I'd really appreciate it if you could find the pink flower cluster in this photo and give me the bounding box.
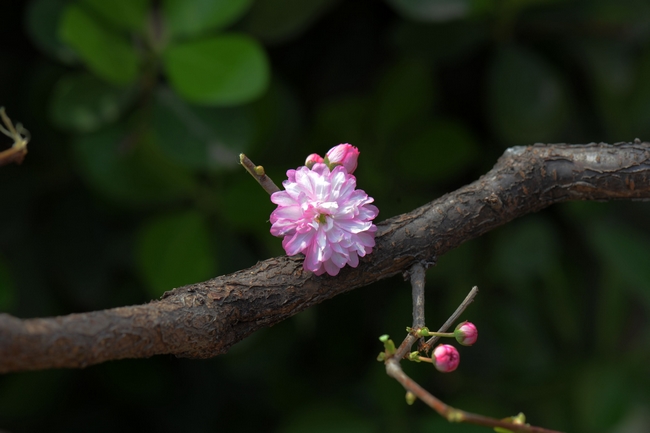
[270,144,378,276]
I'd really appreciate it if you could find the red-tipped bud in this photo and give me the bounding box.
[305,153,324,169]
[454,321,478,346]
[324,143,359,174]
[432,344,459,373]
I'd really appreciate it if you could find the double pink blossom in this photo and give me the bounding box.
[270,160,378,276]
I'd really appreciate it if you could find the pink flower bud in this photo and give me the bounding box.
[432,344,460,373]
[454,321,478,346]
[305,153,324,169]
[325,143,359,174]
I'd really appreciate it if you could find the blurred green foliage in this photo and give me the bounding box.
[1,0,650,432]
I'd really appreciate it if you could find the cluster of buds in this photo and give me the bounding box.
[305,143,359,173]
[406,321,478,373]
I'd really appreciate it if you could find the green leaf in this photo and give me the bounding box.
[0,371,65,419]
[163,34,269,105]
[0,258,15,311]
[386,0,476,22]
[396,119,478,182]
[280,404,375,433]
[577,40,636,139]
[163,0,253,38]
[309,97,367,151]
[373,57,435,140]
[574,363,630,432]
[392,20,488,63]
[244,0,336,44]
[136,211,216,297]
[587,221,650,308]
[78,0,150,32]
[152,88,254,170]
[25,0,77,63]
[49,72,135,132]
[71,124,195,205]
[248,80,302,155]
[220,177,275,230]
[577,41,650,140]
[59,4,139,85]
[488,45,570,145]
[492,217,559,287]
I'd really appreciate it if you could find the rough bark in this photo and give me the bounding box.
[2,142,650,373]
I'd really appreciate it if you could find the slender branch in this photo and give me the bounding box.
[239,153,280,194]
[424,286,478,352]
[3,142,650,372]
[385,359,562,433]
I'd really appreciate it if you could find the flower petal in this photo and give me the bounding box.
[283,231,314,256]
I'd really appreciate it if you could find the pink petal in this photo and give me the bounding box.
[323,259,341,276]
[283,231,315,256]
[347,251,359,267]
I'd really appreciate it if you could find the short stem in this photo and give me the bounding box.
[424,332,454,338]
[417,356,433,363]
[240,154,280,195]
[424,286,478,352]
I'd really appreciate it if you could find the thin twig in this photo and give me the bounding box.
[394,334,418,360]
[239,153,280,195]
[424,286,478,351]
[385,359,563,433]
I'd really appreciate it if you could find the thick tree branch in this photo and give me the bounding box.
[2,142,650,373]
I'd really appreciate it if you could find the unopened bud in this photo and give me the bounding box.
[305,153,324,169]
[432,344,460,373]
[454,321,478,346]
[405,391,417,405]
[324,143,359,174]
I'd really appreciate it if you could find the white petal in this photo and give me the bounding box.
[335,219,371,234]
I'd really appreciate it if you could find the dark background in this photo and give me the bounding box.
[1,0,650,432]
